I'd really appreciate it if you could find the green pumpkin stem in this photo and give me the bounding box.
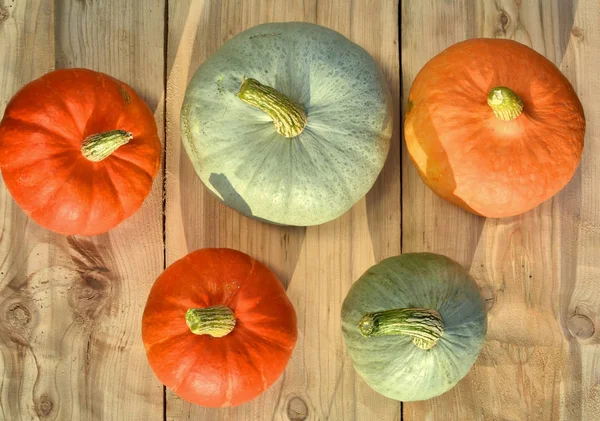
[185,305,236,338]
[237,77,307,138]
[487,86,524,121]
[81,129,132,162]
[358,308,444,350]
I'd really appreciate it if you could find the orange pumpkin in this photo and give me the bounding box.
[142,248,298,408]
[0,68,161,235]
[404,39,585,217]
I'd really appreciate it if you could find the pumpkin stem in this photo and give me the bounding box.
[237,77,307,138]
[81,129,132,162]
[185,305,236,338]
[487,86,524,121]
[358,308,444,350]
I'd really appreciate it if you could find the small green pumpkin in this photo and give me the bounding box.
[181,22,392,226]
[341,253,487,401]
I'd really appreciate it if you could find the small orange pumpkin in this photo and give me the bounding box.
[142,248,298,408]
[404,38,585,218]
[0,68,161,235]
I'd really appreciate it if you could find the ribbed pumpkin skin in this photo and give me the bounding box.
[142,248,298,408]
[341,253,487,401]
[181,22,392,226]
[0,68,161,235]
[404,38,585,217]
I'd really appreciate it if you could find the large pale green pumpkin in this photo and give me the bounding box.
[341,253,487,401]
[181,22,392,226]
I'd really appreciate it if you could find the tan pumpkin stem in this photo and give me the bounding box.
[186,305,236,338]
[358,308,444,350]
[487,86,524,121]
[237,77,307,138]
[81,129,132,162]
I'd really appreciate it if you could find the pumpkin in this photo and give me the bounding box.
[142,248,298,407]
[341,253,487,401]
[0,68,161,235]
[181,22,392,226]
[404,38,585,218]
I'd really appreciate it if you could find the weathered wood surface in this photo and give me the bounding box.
[0,1,165,420]
[165,1,400,420]
[402,1,600,420]
[1,0,599,420]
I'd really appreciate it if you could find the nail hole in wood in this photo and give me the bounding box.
[479,285,495,312]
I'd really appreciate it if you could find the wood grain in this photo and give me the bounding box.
[402,1,600,420]
[3,0,599,419]
[0,1,165,420]
[165,1,400,420]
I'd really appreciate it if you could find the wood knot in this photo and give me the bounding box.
[286,396,309,421]
[499,12,509,28]
[5,303,32,331]
[36,396,54,417]
[494,10,512,37]
[0,6,9,23]
[1,299,36,345]
[571,27,583,39]
[567,313,594,340]
[68,267,113,321]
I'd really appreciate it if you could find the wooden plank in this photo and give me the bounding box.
[401,0,600,420]
[560,1,600,419]
[0,1,165,420]
[165,1,400,419]
[0,2,57,419]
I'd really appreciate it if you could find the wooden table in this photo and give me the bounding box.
[0,1,598,420]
